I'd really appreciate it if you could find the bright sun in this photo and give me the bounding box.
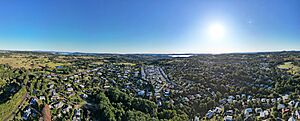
[208,23,225,40]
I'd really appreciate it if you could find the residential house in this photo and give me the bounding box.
[224,116,233,121]
[244,108,253,117]
[277,104,285,110]
[206,110,214,119]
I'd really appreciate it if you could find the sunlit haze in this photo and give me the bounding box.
[208,23,226,40]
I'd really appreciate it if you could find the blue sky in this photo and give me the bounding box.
[0,0,299,53]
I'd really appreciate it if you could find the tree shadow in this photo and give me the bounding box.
[0,83,21,104]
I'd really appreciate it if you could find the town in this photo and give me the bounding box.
[0,51,300,121]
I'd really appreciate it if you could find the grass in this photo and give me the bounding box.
[92,61,104,65]
[0,87,27,121]
[278,62,300,75]
[0,56,69,69]
[0,79,5,87]
[116,62,136,66]
[278,62,293,69]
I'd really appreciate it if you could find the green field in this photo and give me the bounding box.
[0,55,69,69]
[278,62,300,75]
[0,87,27,121]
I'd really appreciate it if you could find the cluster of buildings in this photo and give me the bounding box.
[202,94,300,120]
[140,65,177,106]
[19,63,181,120]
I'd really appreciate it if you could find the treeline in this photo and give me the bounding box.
[95,88,188,121]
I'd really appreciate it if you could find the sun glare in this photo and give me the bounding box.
[208,23,225,40]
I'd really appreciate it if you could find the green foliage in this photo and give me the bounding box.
[0,87,27,121]
[97,92,116,121]
[158,110,176,119]
[106,88,157,115]
[124,110,152,121]
[96,88,188,121]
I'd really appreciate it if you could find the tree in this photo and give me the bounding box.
[158,110,176,119]
[271,107,278,118]
[124,110,152,121]
[97,92,116,121]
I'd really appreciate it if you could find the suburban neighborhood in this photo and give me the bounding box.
[0,51,299,120]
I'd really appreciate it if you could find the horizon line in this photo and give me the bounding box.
[1,49,300,55]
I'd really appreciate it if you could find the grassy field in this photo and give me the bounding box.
[278,62,293,69]
[92,61,104,65]
[0,56,68,69]
[115,62,136,66]
[278,62,300,75]
[0,87,27,121]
